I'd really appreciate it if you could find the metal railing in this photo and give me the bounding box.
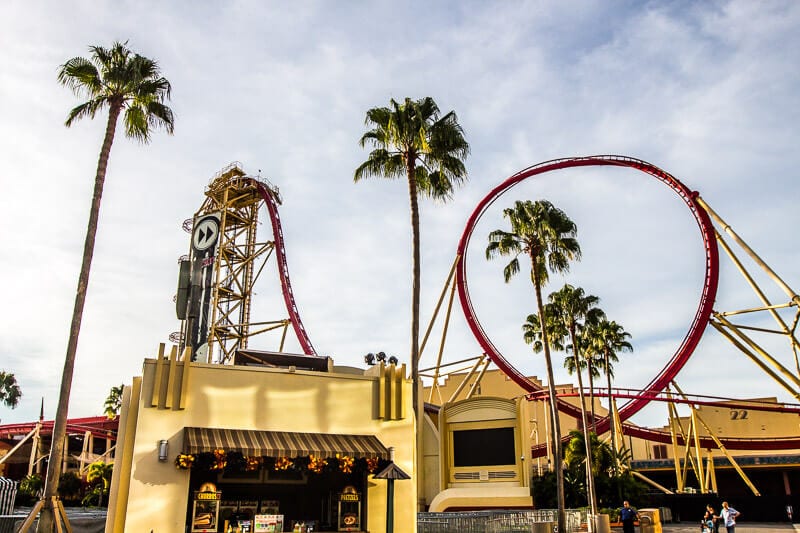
[0,516,26,533]
[418,509,582,533]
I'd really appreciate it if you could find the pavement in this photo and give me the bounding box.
[658,523,799,533]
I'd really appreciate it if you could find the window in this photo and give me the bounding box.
[453,427,516,467]
[653,444,668,459]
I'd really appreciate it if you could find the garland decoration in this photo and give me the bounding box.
[336,454,354,474]
[245,456,263,472]
[211,449,227,470]
[175,453,195,470]
[366,457,379,474]
[307,454,328,474]
[274,456,294,471]
[174,451,390,475]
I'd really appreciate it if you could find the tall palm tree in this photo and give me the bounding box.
[0,371,22,410]
[355,97,469,423]
[486,199,581,533]
[590,319,633,472]
[40,41,174,532]
[547,284,604,519]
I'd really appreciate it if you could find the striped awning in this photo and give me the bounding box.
[183,427,390,459]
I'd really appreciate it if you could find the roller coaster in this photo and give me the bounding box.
[187,156,800,458]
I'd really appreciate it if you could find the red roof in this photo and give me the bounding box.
[0,416,117,441]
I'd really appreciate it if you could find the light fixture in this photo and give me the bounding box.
[364,353,376,365]
[388,355,398,365]
[376,351,386,362]
[158,439,169,462]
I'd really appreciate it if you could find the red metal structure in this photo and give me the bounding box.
[452,155,800,452]
[0,416,117,441]
[252,179,317,356]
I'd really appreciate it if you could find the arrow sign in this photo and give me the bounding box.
[192,215,220,251]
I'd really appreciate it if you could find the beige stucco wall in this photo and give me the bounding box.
[109,357,416,533]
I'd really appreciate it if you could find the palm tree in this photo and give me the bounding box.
[85,461,114,507]
[40,41,174,532]
[486,199,581,532]
[590,319,633,471]
[564,429,616,508]
[355,97,469,422]
[564,429,614,478]
[549,285,604,520]
[578,334,603,433]
[103,384,124,419]
[0,371,22,409]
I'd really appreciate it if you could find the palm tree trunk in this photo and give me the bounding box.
[406,163,421,416]
[38,102,121,533]
[407,160,422,511]
[588,360,597,433]
[571,330,597,524]
[605,349,617,473]
[532,269,565,533]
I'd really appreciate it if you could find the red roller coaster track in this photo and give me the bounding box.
[252,179,317,356]
[453,155,800,452]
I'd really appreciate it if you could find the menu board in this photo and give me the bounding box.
[254,514,284,532]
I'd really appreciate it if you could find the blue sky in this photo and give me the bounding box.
[1,0,799,428]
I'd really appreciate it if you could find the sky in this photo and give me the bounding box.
[1,0,799,430]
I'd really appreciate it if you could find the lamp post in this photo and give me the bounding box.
[373,447,410,533]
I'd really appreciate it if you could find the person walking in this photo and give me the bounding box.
[703,504,719,533]
[720,501,740,533]
[620,500,639,533]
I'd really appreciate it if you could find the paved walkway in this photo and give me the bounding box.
[660,523,798,533]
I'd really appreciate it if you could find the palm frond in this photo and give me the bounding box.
[65,98,107,127]
[124,104,149,142]
[356,96,469,201]
[145,101,175,133]
[354,150,405,182]
[502,258,520,283]
[57,57,102,96]
[60,41,174,142]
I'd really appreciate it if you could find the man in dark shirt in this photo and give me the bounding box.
[621,500,639,533]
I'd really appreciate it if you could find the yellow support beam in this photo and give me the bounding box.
[691,410,706,493]
[709,319,800,400]
[665,390,684,492]
[672,383,761,496]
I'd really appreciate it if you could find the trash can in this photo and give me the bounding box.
[530,521,555,533]
[638,508,662,533]
[590,513,610,533]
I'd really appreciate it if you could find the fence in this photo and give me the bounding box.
[0,479,16,516]
[418,509,583,533]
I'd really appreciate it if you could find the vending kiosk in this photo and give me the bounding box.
[337,485,361,532]
[191,486,222,533]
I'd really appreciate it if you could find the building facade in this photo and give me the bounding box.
[107,349,415,533]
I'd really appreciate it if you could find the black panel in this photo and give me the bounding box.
[453,427,515,467]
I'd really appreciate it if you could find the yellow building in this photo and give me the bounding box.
[629,398,800,461]
[421,369,608,511]
[107,348,415,533]
[424,368,800,513]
